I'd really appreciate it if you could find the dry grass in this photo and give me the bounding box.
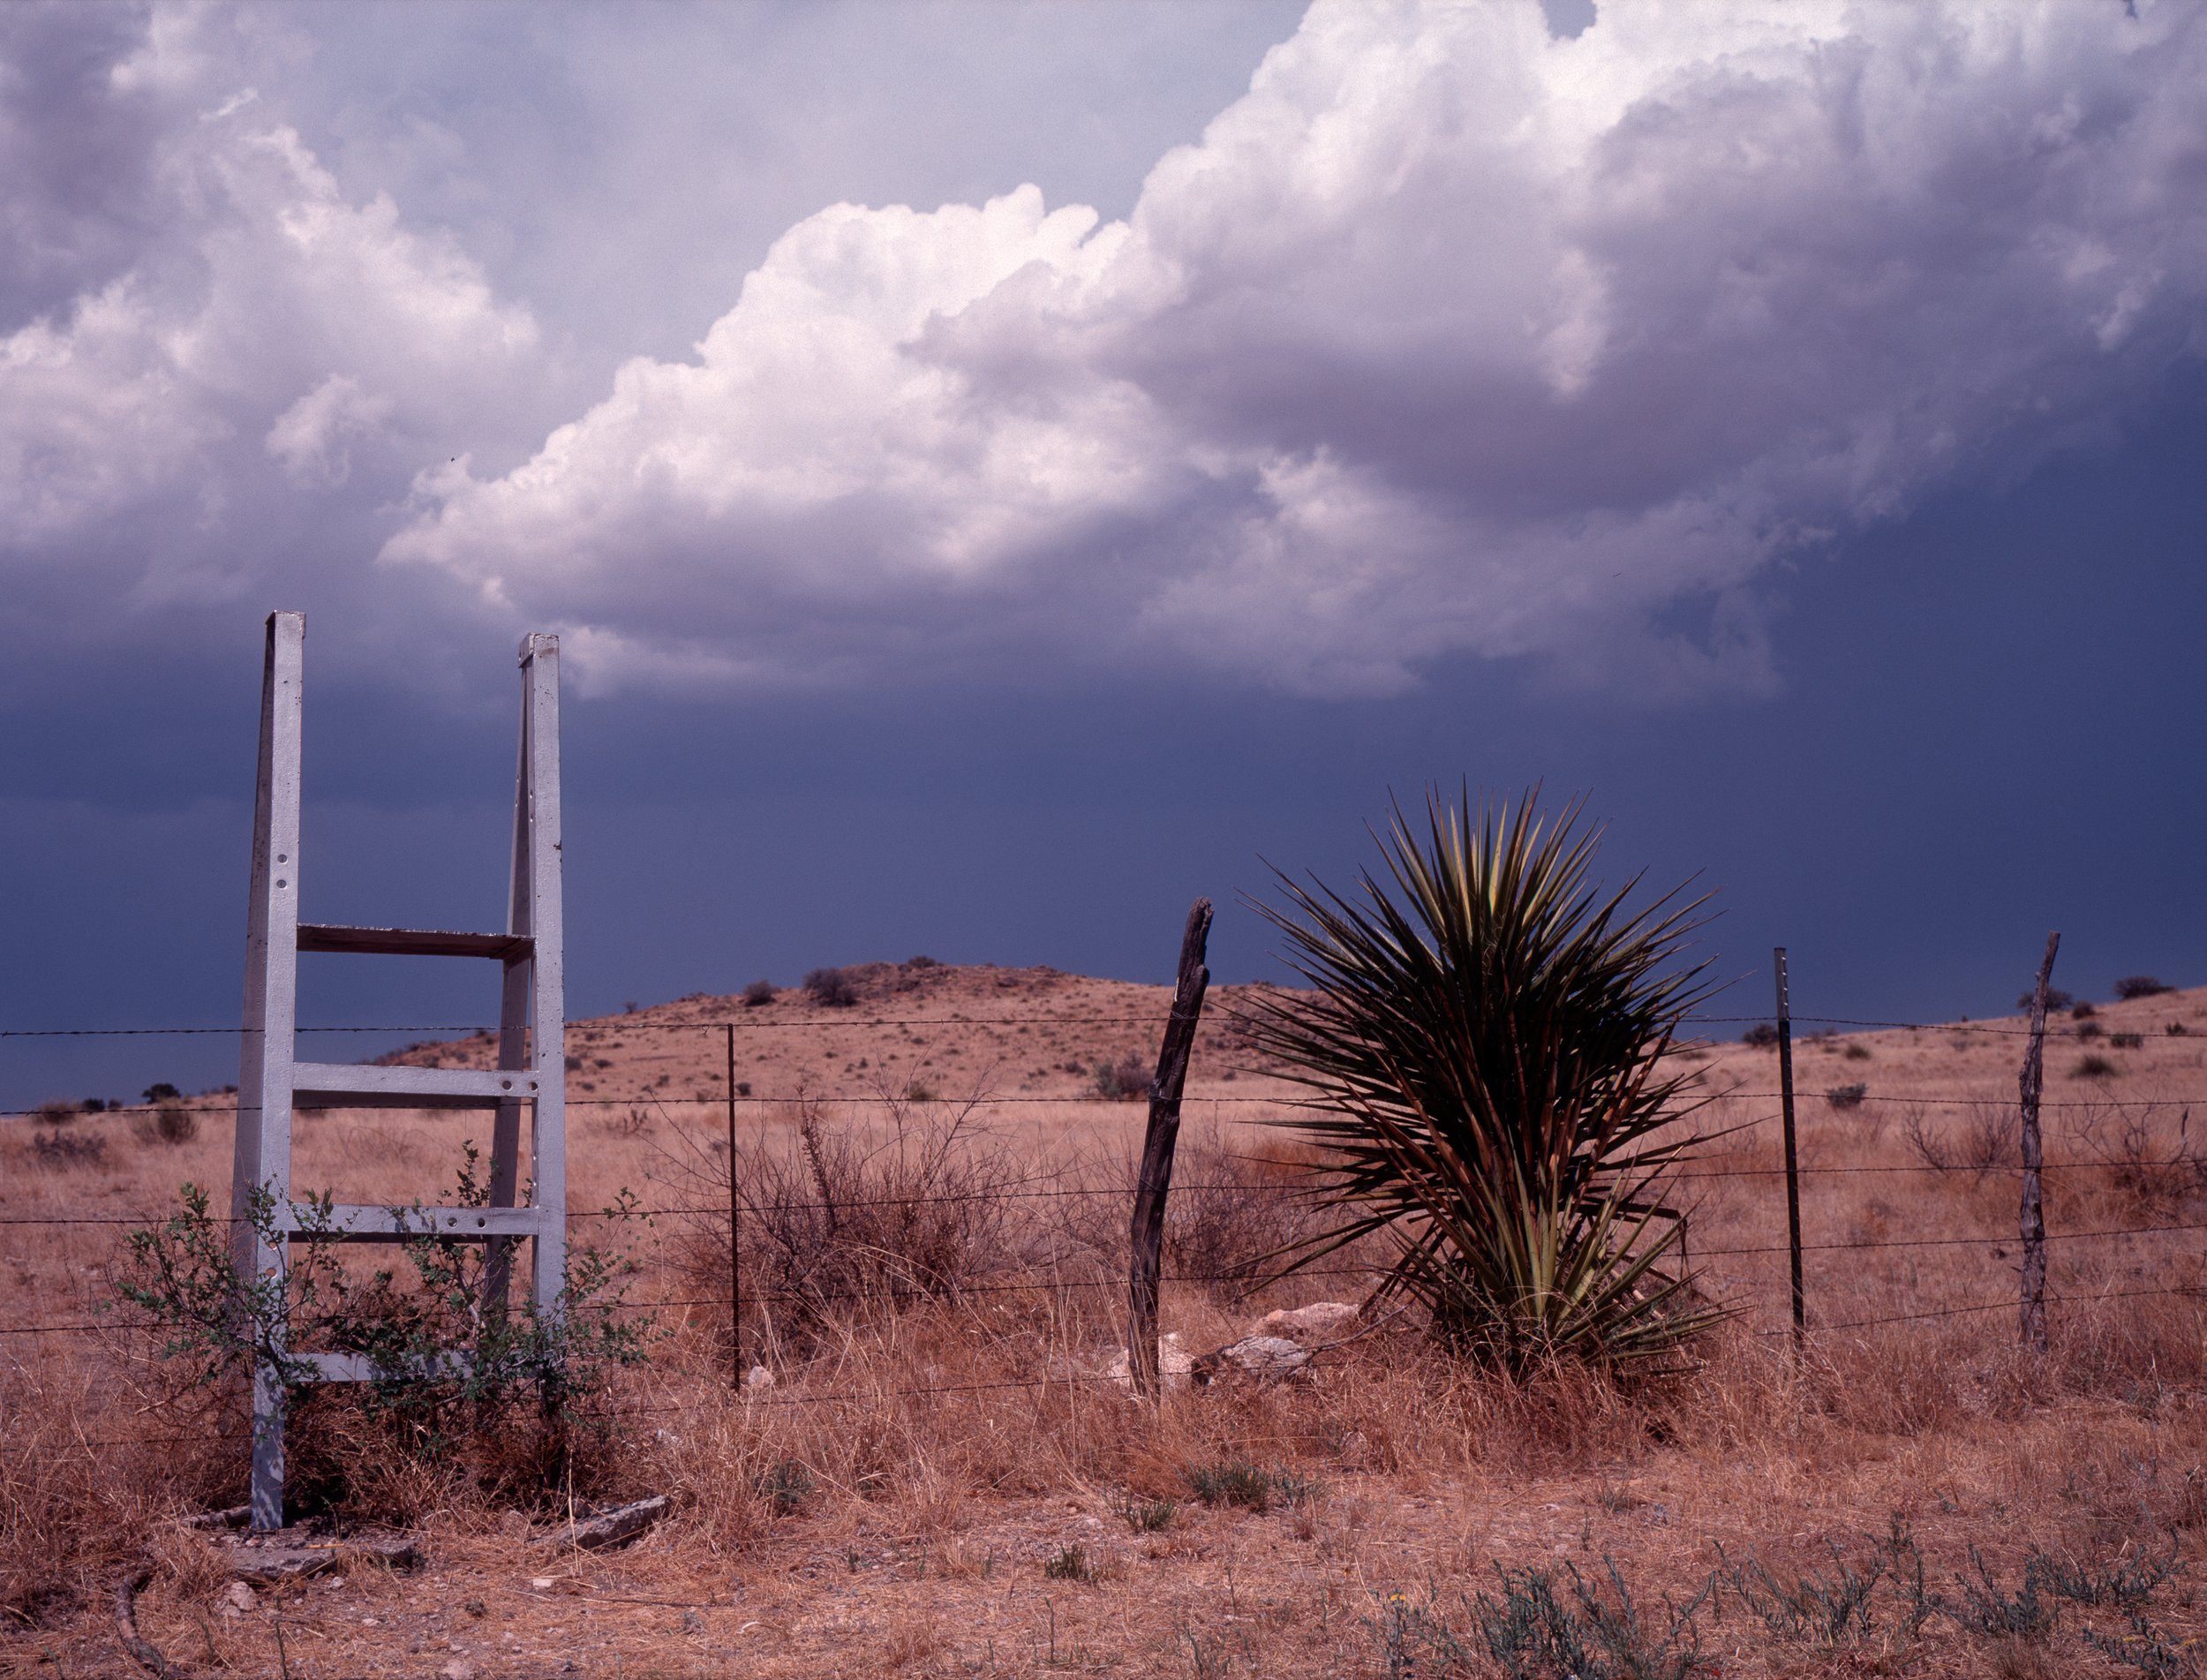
[7,966,2207,1674]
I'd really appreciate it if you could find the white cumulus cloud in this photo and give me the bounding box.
[383,0,2207,699]
[5,1,2205,700]
[0,6,543,646]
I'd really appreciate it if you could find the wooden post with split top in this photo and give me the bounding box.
[1126,899,1212,1401]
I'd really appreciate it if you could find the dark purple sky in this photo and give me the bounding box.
[4,1,2205,1107]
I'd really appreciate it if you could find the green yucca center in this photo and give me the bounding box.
[1243,788,1727,1372]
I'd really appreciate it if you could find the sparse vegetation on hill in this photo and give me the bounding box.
[802,966,857,1007]
[2118,974,2176,1000]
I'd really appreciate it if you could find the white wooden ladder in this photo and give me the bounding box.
[229,610,567,1530]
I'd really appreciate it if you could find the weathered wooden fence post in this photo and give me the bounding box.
[1126,899,1213,1401]
[1774,946,1805,1349]
[2018,931,2060,1354]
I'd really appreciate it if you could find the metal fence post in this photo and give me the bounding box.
[1774,947,1804,1349]
[727,1020,742,1382]
[2018,931,2060,1354]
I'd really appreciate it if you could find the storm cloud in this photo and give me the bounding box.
[8,0,2206,699]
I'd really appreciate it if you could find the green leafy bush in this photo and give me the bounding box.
[116,1149,655,1503]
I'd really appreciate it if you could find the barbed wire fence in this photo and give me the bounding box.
[4,980,2204,1446]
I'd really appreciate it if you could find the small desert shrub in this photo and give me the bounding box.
[1117,1495,1178,1533]
[1043,1543,1095,1582]
[751,1458,814,1514]
[1372,1559,1711,1680]
[1743,1022,1780,1049]
[31,1098,78,1126]
[2074,1054,2118,1081]
[1186,1460,1317,1513]
[2072,1001,2098,1021]
[905,954,941,969]
[1942,1547,2059,1643]
[1826,1083,1868,1111]
[1842,1043,1871,1061]
[2018,989,2075,1014]
[1900,1102,2017,1171]
[130,1100,198,1146]
[2074,1103,2203,1209]
[1091,1054,1150,1102]
[742,979,775,1007]
[682,1098,1028,1353]
[31,1130,105,1168]
[2167,1021,2189,1036]
[141,1081,181,1104]
[2116,976,2175,1001]
[1713,1522,1930,1650]
[802,967,857,1007]
[1162,1139,1319,1292]
[2111,1031,2144,1050]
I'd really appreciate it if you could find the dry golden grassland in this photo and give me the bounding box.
[7,961,2207,1676]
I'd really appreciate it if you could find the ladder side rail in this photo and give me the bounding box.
[520,633,568,1321]
[484,653,538,1313]
[231,609,305,1533]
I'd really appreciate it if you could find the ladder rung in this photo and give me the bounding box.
[300,1351,476,1383]
[287,1204,557,1241]
[298,923,532,961]
[290,1062,538,1109]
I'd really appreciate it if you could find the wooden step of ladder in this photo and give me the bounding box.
[229,611,567,1531]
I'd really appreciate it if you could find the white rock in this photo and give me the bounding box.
[1252,1301,1360,1344]
[1104,1330,1194,1393]
[1192,1335,1313,1386]
[745,1364,775,1389]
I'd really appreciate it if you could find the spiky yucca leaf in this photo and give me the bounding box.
[1242,788,1728,1373]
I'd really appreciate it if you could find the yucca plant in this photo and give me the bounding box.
[1241,787,1727,1374]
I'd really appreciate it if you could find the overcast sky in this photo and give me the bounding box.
[4,0,2205,1107]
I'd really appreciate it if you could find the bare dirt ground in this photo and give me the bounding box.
[7,963,2207,1676]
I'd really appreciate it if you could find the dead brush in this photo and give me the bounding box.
[603,1104,653,1139]
[633,1305,1139,1554]
[0,1351,231,1631]
[1043,1125,1336,1310]
[673,1094,1043,1357]
[2068,1100,2203,1214]
[1901,1100,2017,1171]
[1158,1130,1326,1300]
[130,1100,200,1146]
